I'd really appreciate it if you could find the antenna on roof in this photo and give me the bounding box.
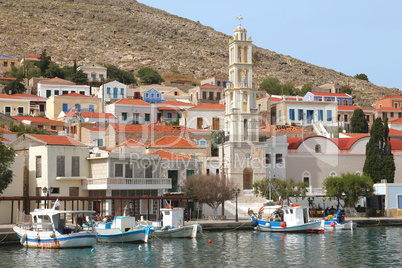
[92,147,99,154]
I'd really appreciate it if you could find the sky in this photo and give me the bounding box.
[138,0,402,91]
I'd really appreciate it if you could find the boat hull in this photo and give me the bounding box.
[13,226,96,249]
[153,224,200,238]
[324,221,357,230]
[256,219,324,233]
[96,228,150,243]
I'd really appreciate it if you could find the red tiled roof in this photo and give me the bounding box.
[40,77,75,85]
[59,93,90,98]
[390,139,402,150]
[270,97,283,102]
[0,137,11,143]
[157,107,181,111]
[310,92,351,97]
[11,116,65,124]
[0,77,16,81]
[341,133,370,138]
[12,94,47,100]
[375,107,402,112]
[377,95,402,101]
[110,124,189,133]
[287,136,369,150]
[389,118,402,124]
[149,136,201,148]
[0,94,20,99]
[0,127,11,133]
[260,125,313,133]
[149,150,195,161]
[189,104,225,110]
[156,100,194,107]
[256,96,266,101]
[65,112,116,119]
[26,55,40,59]
[27,134,85,146]
[389,129,402,136]
[114,99,150,106]
[337,105,370,111]
[201,83,221,88]
[118,139,146,147]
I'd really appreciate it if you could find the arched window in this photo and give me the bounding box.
[315,144,321,153]
[355,170,362,175]
[329,171,337,177]
[302,171,311,187]
[243,168,253,190]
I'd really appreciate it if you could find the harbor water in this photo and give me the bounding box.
[1,226,401,267]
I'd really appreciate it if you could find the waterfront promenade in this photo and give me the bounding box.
[1,217,402,245]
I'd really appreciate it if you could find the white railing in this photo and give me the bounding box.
[83,177,172,190]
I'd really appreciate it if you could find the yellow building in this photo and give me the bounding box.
[46,93,102,120]
[0,54,19,77]
[0,94,30,116]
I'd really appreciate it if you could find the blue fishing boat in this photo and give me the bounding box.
[324,210,357,230]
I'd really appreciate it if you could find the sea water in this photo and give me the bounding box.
[1,226,401,267]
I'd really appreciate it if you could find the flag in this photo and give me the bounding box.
[52,199,61,210]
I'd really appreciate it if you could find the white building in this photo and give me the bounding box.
[98,80,127,103]
[37,77,90,98]
[105,99,158,125]
[77,62,107,82]
[181,104,225,130]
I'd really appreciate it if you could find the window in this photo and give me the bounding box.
[4,106,11,115]
[57,156,65,177]
[151,93,154,98]
[72,156,80,177]
[107,87,111,94]
[265,154,271,164]
[52,187,60,194]
[223,82,226,88]
[275,154,283,164]
[187,170,195,178]
[145,93,149,97]
[326,98,332,102]
[199,139,207,147]
[145,113,150,122]
[121,88,124,95]
[17,107,24,115]
[36,156,42,178]
[69,187,79,197]
[289,109,295,120]
[197,117,203,129]
[125,164,132,178]
[99,74,104,81]
[318,98,322,101]
[206,169,210,175]
[46,90,52,98]
[113,88,118,99]
[202,92,207,99]
[327,110,332,121]
[79,91,85,95]
[89,105,94,112]
[2,61,7,67]
[302,171,311,186]
[212,118,220,130]
[344,114,348,122]
[54,90,59,96]
[390,112,394,118]
[343,99,348,105]
[366,115,370,122]
[132,113,139,124]
[298,109,303,120]
[62,90,68,95]
[75,104,81,111]
[97,139,103,147]
[315,144,321,153]
[217,81,221,86]
[395,103,399,109]
[209,92,214,100]
[122,112,127,121]
[115,164,123,177]
[174,91,178,96]
[62,103,68,112]
[217,92,221,100]
[398,195,402,209]
[329,171,337,177]
[318,110,323,121]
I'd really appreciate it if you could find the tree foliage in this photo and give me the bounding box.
[106,65,136,85]
[1,122,45,136]
[354,73,369,82]
[3,78,26,94]
[0,136,15,194]
[9,62,41,80]
[44,63,65,78]
[37,49,52,75]
[253,178,308,203]
[363,117,395,183]
[324,173,374,207]
[184,175,233,213]
[350,108,369,133]
[259,77,310,96]
[339,85,353,95]
[136,67,164,85]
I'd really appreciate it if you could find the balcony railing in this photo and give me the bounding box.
[83,177,172,190]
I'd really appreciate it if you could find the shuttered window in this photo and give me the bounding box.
[57,156,65,177]
[36,156,42,178]
[72,156,80,177]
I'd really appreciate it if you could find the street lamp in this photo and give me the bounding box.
[232,188,241,222]
[323,196,326,217]
[42,187,53,209]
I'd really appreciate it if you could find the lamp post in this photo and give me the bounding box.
[323,196,326,217]
[42,187,53,209]
[232,188,240,222]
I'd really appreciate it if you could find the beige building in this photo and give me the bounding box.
[201,74,229,89]
[0,54,19,77]
[77,62,107,82]
[46,93,102,120]
[147,136,208,158]
[162,87,190,103]
[0,94,29,116]
[189,84,223,105]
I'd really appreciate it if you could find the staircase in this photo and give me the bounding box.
[313,121,330,137]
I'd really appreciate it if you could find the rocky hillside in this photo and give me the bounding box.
[0,0,399,106]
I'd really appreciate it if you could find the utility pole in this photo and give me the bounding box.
[221,130,225,216]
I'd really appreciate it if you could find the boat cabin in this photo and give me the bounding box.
[160,207,184,228]
[283,205,309,225]
[98,216,138,232]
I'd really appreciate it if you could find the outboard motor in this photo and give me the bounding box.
[251,219,258,227]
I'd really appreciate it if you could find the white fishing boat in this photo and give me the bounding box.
[249,203,324,233]
[151,207,202,238]
[96,215,152,243]
[13,206,97,249]
[324,210,357,230]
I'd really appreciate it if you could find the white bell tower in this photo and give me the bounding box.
[225,15,259,142]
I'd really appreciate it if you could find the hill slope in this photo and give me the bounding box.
[0,0,398,106]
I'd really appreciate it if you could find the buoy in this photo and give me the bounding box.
[34,234,40,241]
[50,232,56,238]
[291,204,299,207]
[208,240,212,243]
[280,222,286,228]
[91,248,95,252]
[330,222,335,227]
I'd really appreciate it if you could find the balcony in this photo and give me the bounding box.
[82,177,172,190]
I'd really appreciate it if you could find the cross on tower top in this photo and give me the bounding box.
[236,15,243,27]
